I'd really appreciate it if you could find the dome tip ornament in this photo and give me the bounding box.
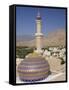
[37,8,40,17]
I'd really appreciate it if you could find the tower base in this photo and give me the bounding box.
[34,49,44,54]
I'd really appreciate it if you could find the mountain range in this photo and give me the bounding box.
[16,29,66,47]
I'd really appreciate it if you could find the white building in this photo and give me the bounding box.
[43,50,51,57]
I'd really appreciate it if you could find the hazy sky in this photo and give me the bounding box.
[16,6,66,36]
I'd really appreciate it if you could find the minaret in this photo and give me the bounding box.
[35,9,44,54]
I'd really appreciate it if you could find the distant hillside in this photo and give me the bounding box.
[16,29,66,47]
[16,35,34,42]
[43,29,66,47]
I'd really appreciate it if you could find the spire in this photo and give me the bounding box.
[37,8,40,17]
[36,8,41,20]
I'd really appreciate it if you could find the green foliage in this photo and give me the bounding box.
[42,47,49,51]
[16,47,33,59]
[61,60,65,65]
[59,57,65,65]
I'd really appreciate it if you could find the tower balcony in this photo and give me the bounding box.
[35,33,43,36]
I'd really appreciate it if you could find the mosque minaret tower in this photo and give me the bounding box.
[35,10,44,54]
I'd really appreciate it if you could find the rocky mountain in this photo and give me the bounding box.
[16,29,66,47]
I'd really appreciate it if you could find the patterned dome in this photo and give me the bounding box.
[18,56,50,82]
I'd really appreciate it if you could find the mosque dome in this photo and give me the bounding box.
[18,56,50,82]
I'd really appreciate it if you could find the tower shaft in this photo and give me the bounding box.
[36,20,42,33]
[35,11,44,53]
